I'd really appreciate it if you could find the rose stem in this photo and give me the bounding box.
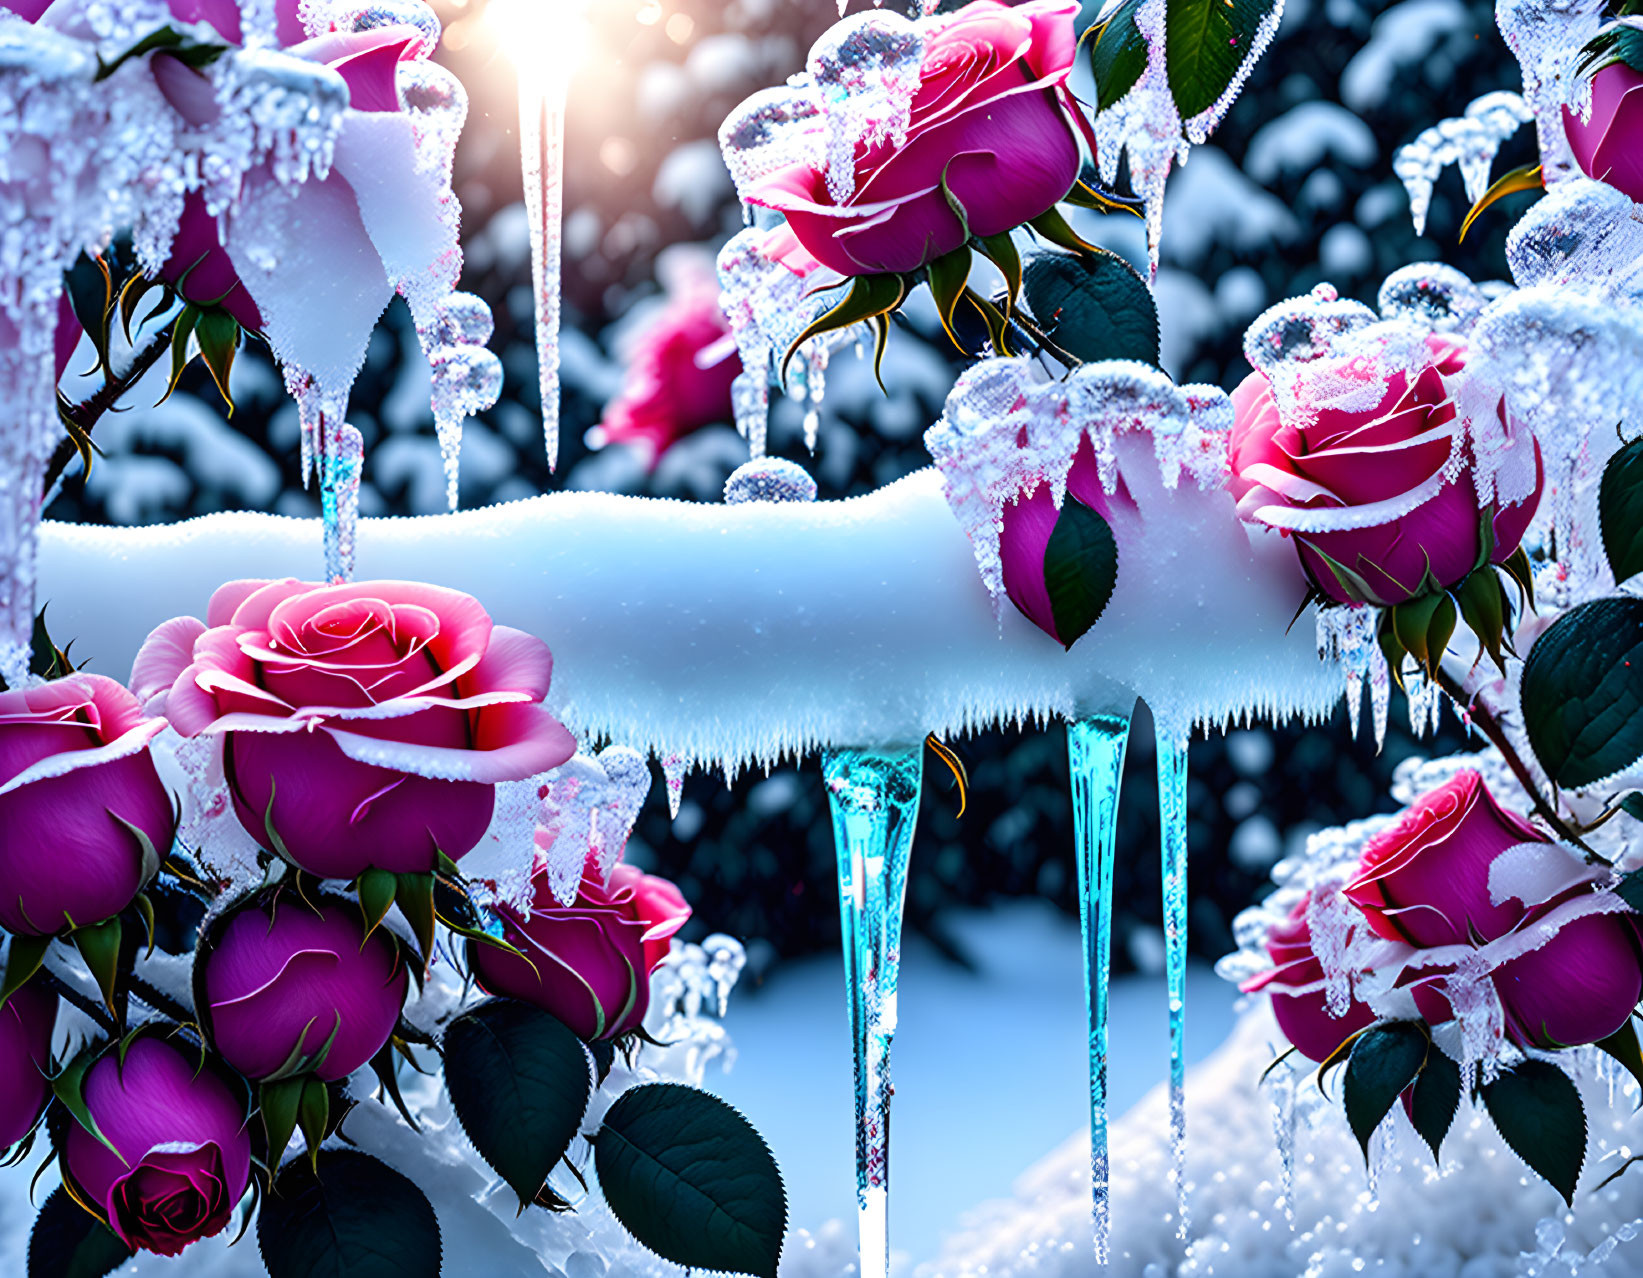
[43,316,177,498]
[38,967,117,1037]
[1431,665,1606,861]
[128,973,194,1025]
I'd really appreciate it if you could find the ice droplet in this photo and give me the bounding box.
[1377,262,1487,333]
[429,345,504,510]
[724,457,819,505]
[330,0,443,58]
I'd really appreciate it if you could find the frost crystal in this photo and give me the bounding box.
[1392,91,1533,237]
[537,748,653,906]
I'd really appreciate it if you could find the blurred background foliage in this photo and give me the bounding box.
[49,0,1515,981]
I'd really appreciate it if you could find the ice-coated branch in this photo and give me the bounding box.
[39,462,1343,775]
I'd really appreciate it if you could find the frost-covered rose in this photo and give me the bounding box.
[60,1036,252,1258]
[998,439,1136,647]
[132,579,575,879]
[473,855,691,1040]
[1565,62,1643,205]
[0,675,173,935]
[198,895,408,1080]
[0,984,56,1149]
[747,0,1090,276]
[600,277,740,468]
[1242,896,1376,1062]
[1228,337,1542,606]
[1348,771,1643,1050]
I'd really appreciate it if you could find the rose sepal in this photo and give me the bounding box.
[781,273,908,390]
[70,920,124,1029]
[0,935,52,1012]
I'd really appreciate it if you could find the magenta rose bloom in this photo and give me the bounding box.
[1565,61,1643,204]
[746,0,1092,276]
[0,984,56,1149]
[601,290,740,468]
[473,857,692,1040]
[132,579,575,880]
[1228,336,1543,606]
[999,438,1136,647]
[198,895,408,1080]
[0,675,173,935]
[1349,771,1643,1050]
[1242,896,1376,1062]
[60,1036,252,1258]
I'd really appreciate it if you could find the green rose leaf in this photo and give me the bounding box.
[1044,496,1120,650]
[1480,1060,1587,1206]
[1342,1021,1427,1159]
[259,1149,441,1278]
[1020,248,1160,366]
[1165,0,1277,120]
[1600,436,1643,585]
[443,997,593,1209]
[594,1082,787,1278]
[1595,1020,1643,1095]
[28,1187,133,1278]
[1088,0,1148,113]
[1408,1047,1461,1163]
[1520,597,1643,788]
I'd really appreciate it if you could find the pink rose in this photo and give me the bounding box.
[473,855,692,1040]
[61,1036,252,1258]
[998,438,1136,647]
[747,0,1091,276]
[601,288,740,468]
[1350,771,1643,1050]
[132,579,575,880]
[1228,337,1543,606]
[0,984,56,1149]
[198,893,409,1080]
[0,674,173,935]
[1242,896,1376,1062]
[1565,61,1643,204]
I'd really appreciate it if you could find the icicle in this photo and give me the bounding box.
[1067,713,1132,1268]
[660,753,688,820]
[428,346,504,511]
[319,419,364,583]
[1391,92,1532,237]
[0,289,60,689]
[700,933,746,1018]
[821,745,923,1278]
[1155,719,1191,1240]
[518,56,566,470]
[1268,1059,1298,1226]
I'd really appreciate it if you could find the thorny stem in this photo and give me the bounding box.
[43,317,176,498]
[128,973,194,1026]
[1432,665,1608,862]
[1006,309,1082,370]
[38,966,117,1038]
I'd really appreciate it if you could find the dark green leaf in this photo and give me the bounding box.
[1165,0,1276,120]
[259,1149,440,1278]
[96,25,226,81]
[1088,0,1148,112]
[1520,597,1643,788]
[1623,793,1643,823]
[28,1187,132,1278]
[1021,248,1159,366]
[1342,1022,1427,1159]
[594,1082,786,1278]
[1601,436,1643,585]
[1595,1019,1643,1095]
[1409,1048,1461,1162]
[1044,496,1119,650]
[443,998,592,1209]
[1480,1059,1586,1205]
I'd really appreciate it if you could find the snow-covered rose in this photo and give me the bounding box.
[61,1036,252,1258]
[1242,896,1376,1063]
[1348,771,1642,1050]
[0,984,55,1149]
[197,893,408,1080]
[132,578,575,880]
[1565,61,1643,205]
[473,855,691,1040]
[1227,336,1542,606]
[746,0,1090,276]
[0,675,172,935]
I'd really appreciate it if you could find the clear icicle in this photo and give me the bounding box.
[821,745,923,1278]
[1370,643,1392,753]
[660,753,688,820]
[1391,92,1532,237]
[319,420,364,583]
[1268,1059,1298,1226]
[700,933,746,1018]
[518,65,566,470]
[429,345,504,511]
[1155,719,1191,1240]
[1067,714,1132,1268]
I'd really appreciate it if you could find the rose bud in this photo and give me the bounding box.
[60,1035,252,1258]
[198,895,409,1081]
[745,0,1092,276]
[999,439,1136,648]
[1242,896,1376,1063]
[1228,336,1542,607]
[0,675,173,935]
[1565,61,1643,205]
[132,579,575,880]
[0,983,56,1148]
[473,857,692,1040]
